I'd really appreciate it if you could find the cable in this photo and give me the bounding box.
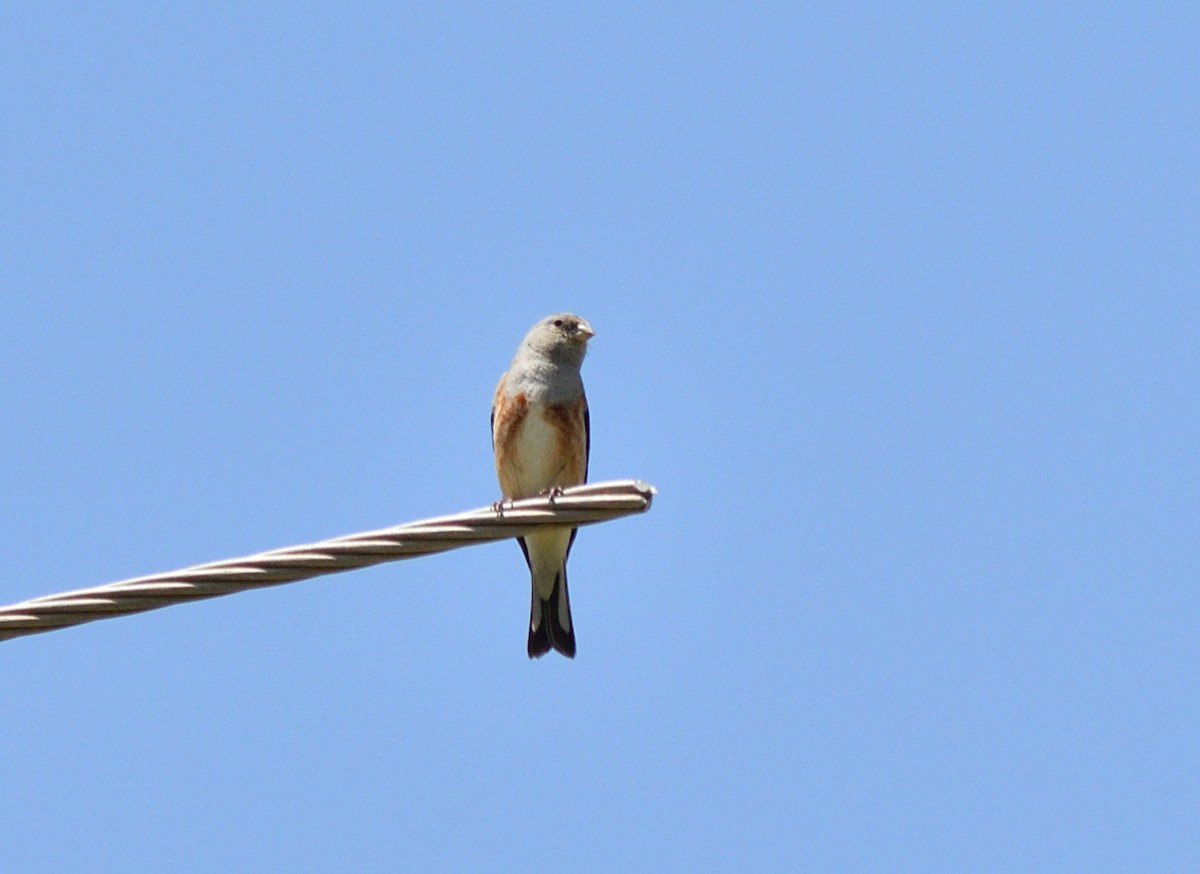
[0,479,655,643]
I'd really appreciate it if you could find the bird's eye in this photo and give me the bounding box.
[553,319,564,327]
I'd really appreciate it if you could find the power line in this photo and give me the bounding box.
[0,479,655,643]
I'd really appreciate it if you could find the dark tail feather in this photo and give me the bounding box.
[527,567,576,659]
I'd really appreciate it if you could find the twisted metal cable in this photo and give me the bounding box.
[0,479,656,643]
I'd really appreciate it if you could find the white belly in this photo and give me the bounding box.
[510,406,564,497]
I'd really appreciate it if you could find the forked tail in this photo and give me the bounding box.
[528,567,576,659]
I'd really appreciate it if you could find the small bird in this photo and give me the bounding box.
[492,313,594,658]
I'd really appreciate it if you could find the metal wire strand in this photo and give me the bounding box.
[0,479,656,643]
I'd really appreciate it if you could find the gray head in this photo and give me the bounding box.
[518,312,595,367]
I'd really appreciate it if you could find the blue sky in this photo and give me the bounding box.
[1,3,1196,870]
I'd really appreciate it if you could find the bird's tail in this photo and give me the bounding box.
[528,565,576,659]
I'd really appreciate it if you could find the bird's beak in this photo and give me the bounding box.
[578,321,595,340]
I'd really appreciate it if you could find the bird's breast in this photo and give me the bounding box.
[495,395,587,499]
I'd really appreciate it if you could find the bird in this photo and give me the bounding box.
[492,313,594,658]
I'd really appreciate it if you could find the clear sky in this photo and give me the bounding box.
[1,3,1195,871]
